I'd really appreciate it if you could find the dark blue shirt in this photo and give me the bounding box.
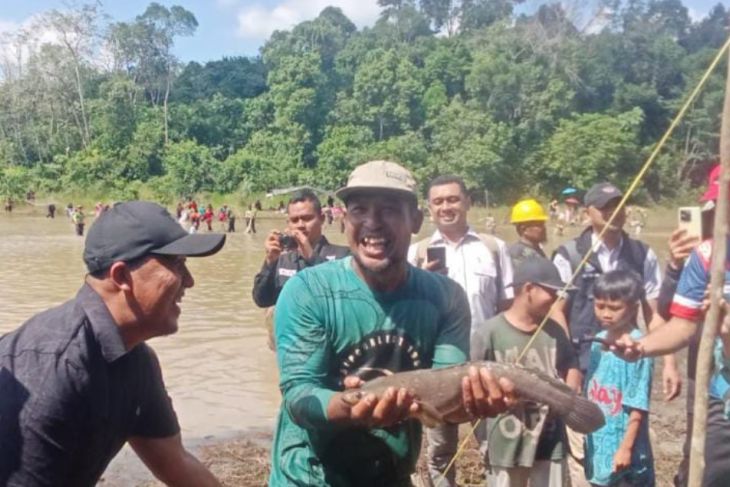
[0,284,180,486]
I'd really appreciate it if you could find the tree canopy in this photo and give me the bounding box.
[0,0,728,202]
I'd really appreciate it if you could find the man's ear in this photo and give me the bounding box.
[411,207,424,234]
[108,261,133,292]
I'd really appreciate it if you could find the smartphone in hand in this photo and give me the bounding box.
[426,246,446,271]
[678,207,702,241]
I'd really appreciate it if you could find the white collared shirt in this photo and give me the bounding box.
[552,232,661,300]
[408,228,514,335]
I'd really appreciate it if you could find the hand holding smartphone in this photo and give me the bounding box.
[426,246,446,271]
[678,207,703,241]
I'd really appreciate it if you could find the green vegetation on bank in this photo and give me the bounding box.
[0,1,728,204]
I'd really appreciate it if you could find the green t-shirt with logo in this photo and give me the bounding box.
[471,313,577,468]
[269,256,470,487]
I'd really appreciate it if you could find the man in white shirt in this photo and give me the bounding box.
[408,175,514,486]
[551,181,680,486]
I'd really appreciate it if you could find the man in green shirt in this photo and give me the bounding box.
[270,160,516,486]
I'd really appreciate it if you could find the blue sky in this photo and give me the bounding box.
[0,0,728,63]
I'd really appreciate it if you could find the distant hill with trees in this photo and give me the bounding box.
[0,0,728,203]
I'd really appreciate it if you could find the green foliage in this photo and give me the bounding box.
[350,48,424,140]
[172,57,267,102]
[538,108,645,192]
[427,98,516,198]
[161,140,219,196]
[90,77,140,153]
[0,166,32,199]
[316,124,374,188]
[0,1,728,203]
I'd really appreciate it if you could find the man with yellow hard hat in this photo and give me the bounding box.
[509,199,548,267]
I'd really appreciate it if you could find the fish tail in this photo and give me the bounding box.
[564,397,605,434]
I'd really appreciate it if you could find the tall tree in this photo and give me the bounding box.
[35,3,103,148]
[107,3,197,143]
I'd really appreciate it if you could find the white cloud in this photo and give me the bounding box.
[236,0,381,40]
[0,13,104,79]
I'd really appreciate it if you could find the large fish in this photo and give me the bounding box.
[342,360,605,434]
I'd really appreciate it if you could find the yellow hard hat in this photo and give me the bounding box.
[510,198,548,224]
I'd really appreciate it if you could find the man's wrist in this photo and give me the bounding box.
[662,353,677,367]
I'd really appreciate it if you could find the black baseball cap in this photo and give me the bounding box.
[83,201,226,273]
[512,256,575,292]
[584,182,623,209]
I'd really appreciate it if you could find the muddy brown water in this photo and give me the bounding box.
[0,205,684,483]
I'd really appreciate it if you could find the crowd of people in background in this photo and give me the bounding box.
[253,161,730,487]
[2,161,730,487]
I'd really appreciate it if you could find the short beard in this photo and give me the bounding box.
[352,251,395,275]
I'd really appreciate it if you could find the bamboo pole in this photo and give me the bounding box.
[688,45,730,487]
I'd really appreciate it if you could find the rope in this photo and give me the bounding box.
[436,34,730,485]
[434,419,482,487]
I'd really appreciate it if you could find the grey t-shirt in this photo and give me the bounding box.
[471,313,577,468]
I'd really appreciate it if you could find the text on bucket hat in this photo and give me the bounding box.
[335,160,418,203]
[83,201,226,273]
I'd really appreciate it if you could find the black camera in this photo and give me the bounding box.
[279,234,298,250]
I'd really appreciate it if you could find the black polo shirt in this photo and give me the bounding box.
[0,284,179,486]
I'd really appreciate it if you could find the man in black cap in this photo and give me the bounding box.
[551,182,679,486]
[471,257,580,487]
[0,201,224,486]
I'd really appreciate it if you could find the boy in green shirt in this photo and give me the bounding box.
[472,257,580,487]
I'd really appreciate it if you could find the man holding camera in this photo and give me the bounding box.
[252,189,349,308]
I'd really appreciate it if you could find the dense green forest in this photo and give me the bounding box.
[0,0,729,203]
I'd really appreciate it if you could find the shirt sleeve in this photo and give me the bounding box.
[553,322,579,375]
[657,264,682,321]
[497,239,514,300]
[130,347,180,438]
[274,273,336,430]
[622,357,653,413]
[552,252,573,284]
[669,248,709,321]
[252,260,278,308]
[642,247,662,300]
[433,280,470,368]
